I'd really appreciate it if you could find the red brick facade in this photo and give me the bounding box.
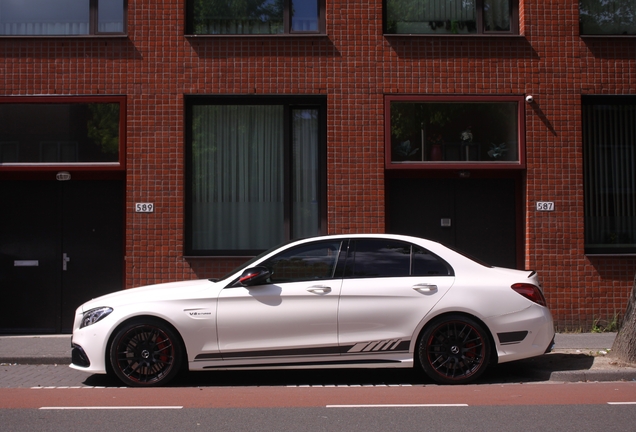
[1,1,635,330]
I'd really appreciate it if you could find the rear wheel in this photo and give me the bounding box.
[109,319,183,387]
[418,315,491,384]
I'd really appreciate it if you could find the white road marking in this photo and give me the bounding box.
[39,406,183,410]
[607,402,636,405]
[326,404,468,408]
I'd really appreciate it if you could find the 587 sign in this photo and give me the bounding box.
[536,201,555,212]
[135,203,154,213]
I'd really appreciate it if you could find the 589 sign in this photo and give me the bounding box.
[135,203,155,213]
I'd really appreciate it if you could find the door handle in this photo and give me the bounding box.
[413,284,438,293]
[307,286,332,294]
[62,253,71,271]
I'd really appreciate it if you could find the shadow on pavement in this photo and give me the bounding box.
[81,352,595,387]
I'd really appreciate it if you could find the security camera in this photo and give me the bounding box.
[525,95,534,103]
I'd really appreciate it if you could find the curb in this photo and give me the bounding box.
[1,357,71,366]
[550,369,636,382]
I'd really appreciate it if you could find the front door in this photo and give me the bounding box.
[217,239,343,360]
[0,180,124,333]
[387,177,519,268]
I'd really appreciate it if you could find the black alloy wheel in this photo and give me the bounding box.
[419,315,491,384]
[109,320,183,387]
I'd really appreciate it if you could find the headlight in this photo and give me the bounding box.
[80,307,113,328]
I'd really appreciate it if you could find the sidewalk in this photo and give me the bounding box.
[0,332,635,382]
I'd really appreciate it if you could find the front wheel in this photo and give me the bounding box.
[109,319,183,387]
[418,315,491,384]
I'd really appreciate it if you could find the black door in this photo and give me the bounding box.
[0,180,123,333]
[387,177,518,268]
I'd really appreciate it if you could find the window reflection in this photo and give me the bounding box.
[0,103,120,163]
[263,241,342,283]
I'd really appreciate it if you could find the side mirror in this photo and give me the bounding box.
[238,266,271,287]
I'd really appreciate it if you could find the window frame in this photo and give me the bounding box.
[582,95,636,256]
[383,0,519,36]
[184,95,328,257]
[185,0,327,36]
[0,0,128,37]
[0,96,127,171]
[385,95,526,170]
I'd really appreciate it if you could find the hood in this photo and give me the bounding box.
[78,279,219,312]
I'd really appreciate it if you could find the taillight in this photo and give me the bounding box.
[511,283,547,307]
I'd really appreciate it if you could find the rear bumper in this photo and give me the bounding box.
[488,304,555,364]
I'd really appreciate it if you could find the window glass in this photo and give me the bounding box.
[348,239,411,278]
[291,0,319,31]
[98,0,125,33]
[190,0,284,34]
[0,0,88,35]
[412,247,452,276]
[189,0,322,34]
[583,97,636,254]
[484,0,510,31]
[187,97,325,255]
[262,240,342,283]
[292,108,320,239]
[386,0,514,34]
[580,0,636,35]
[0,0,125,36]
[0,102,120,163]
[389,100,519,164]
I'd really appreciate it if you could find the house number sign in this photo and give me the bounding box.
[135,203,155,213]
[536,202,555,212]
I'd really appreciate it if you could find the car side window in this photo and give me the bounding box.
[346,239,453,278]
[347,239,411,277]
[261,240,343,283]
[412,246,453,276]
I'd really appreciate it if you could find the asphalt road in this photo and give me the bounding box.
[1,383,636,431]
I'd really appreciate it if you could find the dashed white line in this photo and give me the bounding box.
[327,404,469,408]
[39,406,183,410]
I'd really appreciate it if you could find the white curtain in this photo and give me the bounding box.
[192,105,284,251]
[292,109,320,238]
[484,0,510,31]
[584,103,636,249]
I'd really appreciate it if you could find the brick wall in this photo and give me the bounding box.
[2,0,635,329]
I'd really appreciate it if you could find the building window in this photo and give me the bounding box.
[0,0,126,36]
[0,97,124,166]
[186,96,326,256]
[580,0,636,35]
[386,96,523,168]
[385,0,518,35]
[187,0,325,35]
[583,96,636,255]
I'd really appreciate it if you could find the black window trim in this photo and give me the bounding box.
[385,94,527,170]
[582,94,636,256]
[184,94,328,257]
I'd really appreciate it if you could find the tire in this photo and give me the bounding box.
[418,315,491,384]
[109,319,183,387]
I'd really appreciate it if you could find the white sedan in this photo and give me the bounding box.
[70,234,554,386]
